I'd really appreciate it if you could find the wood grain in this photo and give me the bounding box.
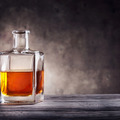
[1,94,120,120]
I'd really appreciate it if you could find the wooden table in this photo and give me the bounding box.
[1,94,120,120]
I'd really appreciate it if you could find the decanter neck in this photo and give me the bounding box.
[12,30,30,51]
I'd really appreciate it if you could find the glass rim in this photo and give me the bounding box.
[12,30,30,34]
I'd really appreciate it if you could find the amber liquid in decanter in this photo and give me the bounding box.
[1,70,44,96]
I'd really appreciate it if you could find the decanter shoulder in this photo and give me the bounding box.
[0,50,13,55]
[22,49,44,56]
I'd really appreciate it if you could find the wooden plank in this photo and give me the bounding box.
[1,94,120,120]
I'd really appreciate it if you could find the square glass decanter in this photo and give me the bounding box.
[0,30,44,104]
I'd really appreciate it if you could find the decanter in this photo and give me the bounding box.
[0,30,44,104]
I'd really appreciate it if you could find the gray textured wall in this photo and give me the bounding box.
[0,0,120,94]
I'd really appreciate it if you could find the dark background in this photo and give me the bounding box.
[0,0,120,94]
